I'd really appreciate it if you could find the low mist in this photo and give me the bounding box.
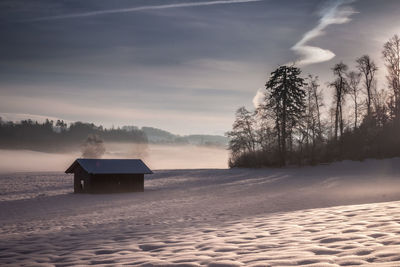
[103,142,228,170]
[81,134,106,158]
[0,143,229,172]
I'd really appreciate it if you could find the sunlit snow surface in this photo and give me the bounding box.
[1,159,400,266]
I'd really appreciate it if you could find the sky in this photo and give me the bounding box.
[1,0,400,135]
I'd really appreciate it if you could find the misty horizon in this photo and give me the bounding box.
[0,118,229,171]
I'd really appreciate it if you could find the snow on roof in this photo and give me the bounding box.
[65,159,153,174]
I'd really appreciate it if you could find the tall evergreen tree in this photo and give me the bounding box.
[265,65,306,166]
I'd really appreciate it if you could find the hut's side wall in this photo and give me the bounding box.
[73,165,91,193]
[89,174,144,193]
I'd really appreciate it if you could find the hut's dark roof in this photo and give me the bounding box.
[65,159,153,174]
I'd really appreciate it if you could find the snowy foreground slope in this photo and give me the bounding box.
[1,159,400,266]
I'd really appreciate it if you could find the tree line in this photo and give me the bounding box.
[0,119,148,152]
[0,118,229,153]
[227,34,400,167]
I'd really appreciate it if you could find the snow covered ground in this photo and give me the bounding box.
[1,158,400,266]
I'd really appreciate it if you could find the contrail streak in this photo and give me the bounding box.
[291,0,357,66]
[28,0,265,22]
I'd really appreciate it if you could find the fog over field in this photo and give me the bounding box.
[0,143,228,173]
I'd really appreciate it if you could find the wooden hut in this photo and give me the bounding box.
[65,159,153,193]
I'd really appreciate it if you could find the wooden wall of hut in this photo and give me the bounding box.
[73,165,91,193]
[89,174,144,193]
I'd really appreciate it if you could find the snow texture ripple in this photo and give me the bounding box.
[1,158,400,266]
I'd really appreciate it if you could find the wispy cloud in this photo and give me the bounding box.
[28,0,265,22]
[291,0,357,66]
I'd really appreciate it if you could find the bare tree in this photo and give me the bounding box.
[226,106,257,156]
[254,103,276,152]
[347,71,362,128]
[308,75,324,139]
[302,75,325,162]
[383,34,400,119]
[356,55,378,116]
[255,120,275,152]
[373,89,389,127]
[330,62,349,141]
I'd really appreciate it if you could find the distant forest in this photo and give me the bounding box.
[227,34,400,167]
[0,119,228,153]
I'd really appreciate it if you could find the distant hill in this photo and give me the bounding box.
[141,127,228,147]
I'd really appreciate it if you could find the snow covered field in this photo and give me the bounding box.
[1,159,400,266]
